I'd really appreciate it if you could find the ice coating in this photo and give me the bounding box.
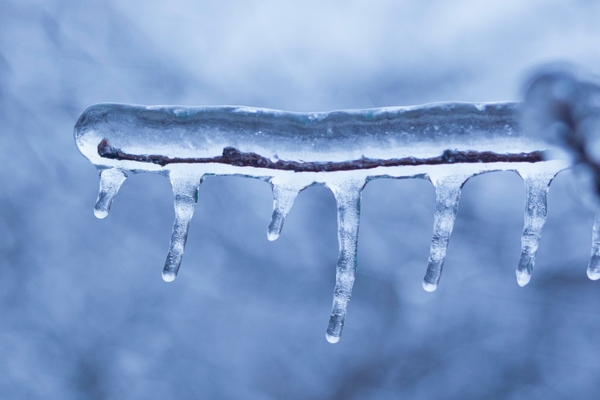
[422,174,471,292]
[75,102,545,170]
[515,168,560,286]
[75,101,579,343]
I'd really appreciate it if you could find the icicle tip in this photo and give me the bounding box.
[267,231,280,241]
[325,333,340,344]
[516,270,531,287]
[94,208,109,219]
[267,211,285,241]
[587,269,600,281]
[162,270,177,282]
[422,281,438,292]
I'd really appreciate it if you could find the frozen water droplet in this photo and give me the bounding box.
[162,171,202,282]
[587,267,600,281]
[422,174,470,291]
[516,269,532,287]
[267,181,304,241]
[95,209,108,219]
[325,179,365,343]
[94,168,127,219]
[325,333,340,344]
[267,225,282,241]
[162,271,177,282]
[516,171,557,286]
[422,281,437,292]
[588,211,600,280]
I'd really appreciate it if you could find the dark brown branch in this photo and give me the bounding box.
[98,138,545,172]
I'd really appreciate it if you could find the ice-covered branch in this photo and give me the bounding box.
[75,101,571,343]
[524,66,600,279]
[97,137,544,170]
[523,67,600,193]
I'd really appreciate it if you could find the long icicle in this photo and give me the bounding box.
[516,171,557,286]
[588,210,600,280]
[325,179,365,344]
[422,174,470,292]
[94,168,127,219]
[267,180,305,241]
[162,171,203,282]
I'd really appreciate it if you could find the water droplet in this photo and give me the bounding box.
[516,269,532,287]
[325,333,340,344]
[162,271,177,282]
[422,281,437,292]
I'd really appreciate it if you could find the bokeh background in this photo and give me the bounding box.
[1,1,600,398]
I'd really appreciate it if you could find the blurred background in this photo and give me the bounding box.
[1,0,600,398]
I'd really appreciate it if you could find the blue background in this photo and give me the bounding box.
[1,1,600,398]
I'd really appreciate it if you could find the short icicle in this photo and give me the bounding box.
[267,179,305,241]
[422,174,471,292]
[94,168,128,219]
[325,179,366,344]
[162,170,203,282]
[516,171,557,287]
[588,210,600,280]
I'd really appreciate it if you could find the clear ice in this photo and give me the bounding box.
[94,168,127,219]
[163,170,202,282]
[589,211,600,280]
[524,66,600,282]
[422,174,470,292]
[75,101,580,343]
[515,169,558,286]
[326,179,365,343]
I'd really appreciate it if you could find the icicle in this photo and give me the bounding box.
[267,180,304,241]
[162,171,203,282]
[588,211,600,280]
[325,179,365,344]
[75,100,578,340]
[422,174,470,292]
[516,171,557,286]
[94,168,127,219]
